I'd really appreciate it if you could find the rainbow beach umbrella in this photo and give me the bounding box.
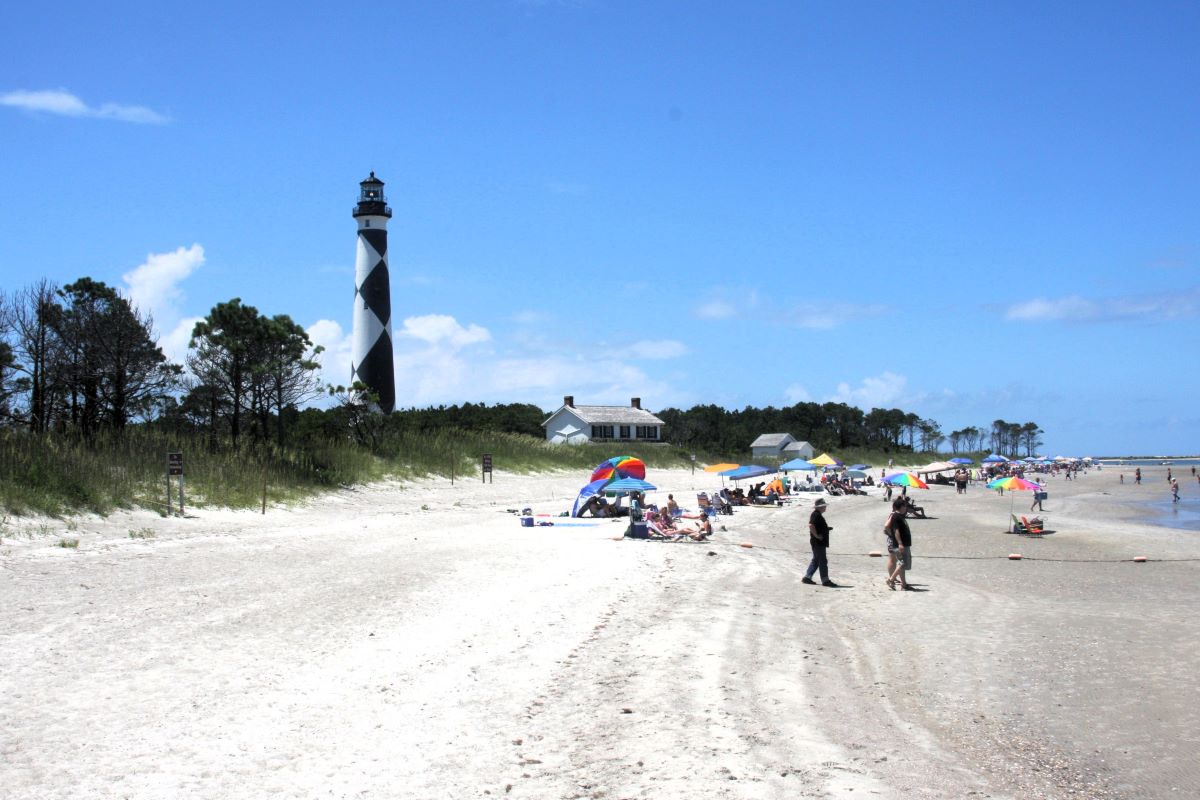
[590,456,646,484]
[987,476,1043,532]
[884,472,928,489]
[987,476,1041,492]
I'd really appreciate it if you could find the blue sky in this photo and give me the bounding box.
[2,1,1197,456]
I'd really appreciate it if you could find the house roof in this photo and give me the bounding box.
[783,440,813,451]
[751,433,795,448]
[542,405,664,427]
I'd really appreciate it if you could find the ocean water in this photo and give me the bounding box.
[1144,498,1200,531]
[1098,458,1200,467]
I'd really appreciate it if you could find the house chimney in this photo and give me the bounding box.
[564,395,574,408]
[631,397,641,409]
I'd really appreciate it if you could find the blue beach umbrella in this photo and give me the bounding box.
[949,457,973,464]
[604,477,658,494]
[982,454,1008,464]
[780,458,818,471]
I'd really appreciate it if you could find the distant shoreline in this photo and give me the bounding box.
[1093,454,1200,460]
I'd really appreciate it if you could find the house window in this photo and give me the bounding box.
[592,425,614,439]
[619,425,630,439]
[636,426,659,440]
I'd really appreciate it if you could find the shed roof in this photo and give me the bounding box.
[783,440,813,451]
[750,433,795,448]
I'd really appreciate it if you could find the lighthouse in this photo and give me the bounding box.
[351,171,396,413]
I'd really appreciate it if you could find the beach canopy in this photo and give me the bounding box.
[949,457,973,464]
[809,453,842,467]
[844,469,868,480]
[720,464,772,480]
[916,461,958,474]
[982,454,1008,463]
[884,472,928,489]
[590,456,646,483]
[780,458,818,471]
[703,462,740,473]
[849,463,871,470]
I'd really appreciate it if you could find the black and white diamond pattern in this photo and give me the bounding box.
[352,226,395,413]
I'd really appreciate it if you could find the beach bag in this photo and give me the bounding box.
[626,521,649,539]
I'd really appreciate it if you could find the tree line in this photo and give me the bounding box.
[656,404,1039,457]
[0,279,322,447]
[0,277,1044,458]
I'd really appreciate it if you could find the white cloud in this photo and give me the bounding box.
[160,317,203,366]
[397,314,491,348]
[618,339,688,360]
[695,291,887,330]
[695,299,736,320]
[307,319,354,391]
[119,244,205,365]
[1,88,169,124]
[828,371,909,408]
[1005,288,1200,323]
[785,384,812,403]
[122,244,204,325]
[1005,295,1099,322]
[511,309,550,325]
[789,301,889,330]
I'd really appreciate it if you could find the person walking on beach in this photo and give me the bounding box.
[801,498,838,587]
[1172,479,1180,503]
[1135,468,1142,485]
[884,497,913,591]
[1031,489,1045,512]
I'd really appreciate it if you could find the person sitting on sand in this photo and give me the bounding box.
[579,496,609,517]
[903,496,928,518]
[666,494,680,517]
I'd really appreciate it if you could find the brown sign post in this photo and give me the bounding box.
[166,452,184,516]
[482,453,493,483]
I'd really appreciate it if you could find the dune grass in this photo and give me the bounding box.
[0,428,707,517]
[0,424,953,518]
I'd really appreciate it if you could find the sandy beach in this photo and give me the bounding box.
[2,464,1198,799]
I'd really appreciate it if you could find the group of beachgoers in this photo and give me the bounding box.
[800,495,915,591]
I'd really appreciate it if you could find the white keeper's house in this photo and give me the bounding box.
[542,396,665,445]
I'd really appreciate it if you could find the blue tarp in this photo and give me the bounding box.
[720,465,772,480]
[571,478,610,517]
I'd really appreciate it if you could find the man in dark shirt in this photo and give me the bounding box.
[801,498,838,587]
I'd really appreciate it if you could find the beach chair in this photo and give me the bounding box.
[1011,514,1045,535]
[696,493,717,517]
